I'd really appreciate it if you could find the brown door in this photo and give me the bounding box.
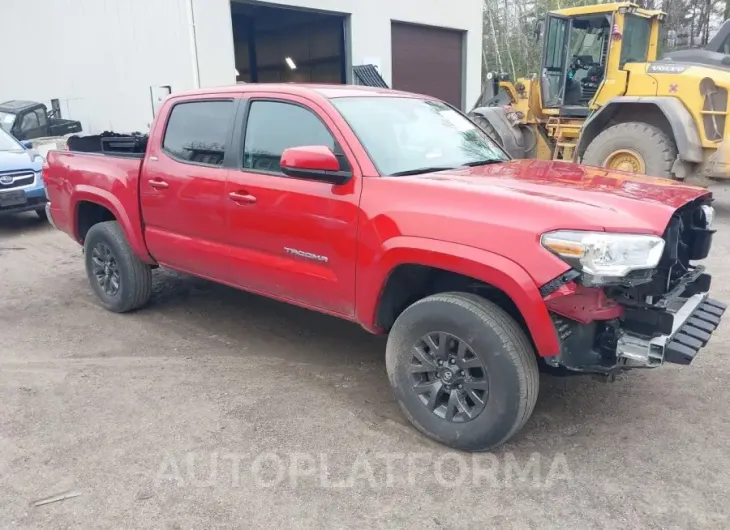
[391,22,464,109]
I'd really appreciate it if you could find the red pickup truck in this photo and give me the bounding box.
[44,84,725,451]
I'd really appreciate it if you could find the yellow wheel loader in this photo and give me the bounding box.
[469,2,730,183]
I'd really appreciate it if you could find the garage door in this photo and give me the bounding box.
[391,22,464,108]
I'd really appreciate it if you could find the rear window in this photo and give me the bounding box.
[620,15,652,67]
[162,100,233,166]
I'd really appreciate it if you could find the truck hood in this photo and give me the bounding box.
[0,149,43,173]
[409,159,710,235]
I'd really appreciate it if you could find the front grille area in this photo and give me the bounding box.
[0,171,35,190]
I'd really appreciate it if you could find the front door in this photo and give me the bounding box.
[540,14,572,108]
[225,95,361,317]
[140,98,236,281]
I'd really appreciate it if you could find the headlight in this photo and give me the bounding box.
[541,230,665,278]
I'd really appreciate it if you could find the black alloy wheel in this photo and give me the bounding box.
[83,221,152,313]
[91,242,121,296]
[410,332,489,422]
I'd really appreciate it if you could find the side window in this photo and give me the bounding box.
[20,111,40,133]
[542,16,570,107]
[35,108,48,129]
[243,101,336,173]
[162,100,233,167]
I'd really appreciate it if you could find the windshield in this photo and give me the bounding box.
[0,128,22,151]
[331,97,507,176]
[620,15,652,67]
[0,111,16,134]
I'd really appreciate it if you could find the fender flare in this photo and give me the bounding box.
[577,97,703,163]
[70,186,154,263]
[358,237,560,357]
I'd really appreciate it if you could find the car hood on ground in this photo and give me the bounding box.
[0,149,43,172]
[407,159,710,235]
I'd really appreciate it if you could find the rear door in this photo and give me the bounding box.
[140,97,237,281]
[224,95,361,316]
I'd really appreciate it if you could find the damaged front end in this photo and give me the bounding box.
[539,199,726,378]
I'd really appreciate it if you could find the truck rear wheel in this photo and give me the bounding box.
[385,292,539,451]
[83,221,152,313]
[582,122,676,178]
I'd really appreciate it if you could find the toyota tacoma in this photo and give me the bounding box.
[42,85,725,451]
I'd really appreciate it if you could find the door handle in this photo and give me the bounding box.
[148,179,169,190]
[229,191,257,204]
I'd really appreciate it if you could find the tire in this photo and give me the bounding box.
[582,122,676,178]
[385,292,539,451]
[471,115,503,148]
[35,208,48,222]
[83,221,152,313]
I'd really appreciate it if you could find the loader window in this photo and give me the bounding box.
[620,15,651,67]
[542,16,570,107]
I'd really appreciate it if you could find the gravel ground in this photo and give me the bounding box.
[1,185,730,529]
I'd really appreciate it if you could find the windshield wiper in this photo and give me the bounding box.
[461,159,504,167]
[389,166,457,176]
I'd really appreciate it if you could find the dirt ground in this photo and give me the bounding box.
[2,187,730,529]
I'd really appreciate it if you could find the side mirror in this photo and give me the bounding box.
[280,145,351,184]
[534,20,544,42]
[20,140,33,149]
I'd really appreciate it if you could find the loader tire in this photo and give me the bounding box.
[471,115,503,148]
[582,122,676,179]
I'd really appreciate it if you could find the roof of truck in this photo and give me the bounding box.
[171,84,427,101]
[0,100,42,112]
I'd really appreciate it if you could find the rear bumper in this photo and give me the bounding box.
[617,293,726,367]
[0,196,48,216]
[45,202,57,229]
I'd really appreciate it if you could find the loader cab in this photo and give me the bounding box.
[540,13,611,116]
[540,5,660,119]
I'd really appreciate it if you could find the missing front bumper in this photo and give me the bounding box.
[617,293,726,368]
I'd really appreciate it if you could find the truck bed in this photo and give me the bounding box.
[48,118,82,137]
[44,149,148,260]
[67,132,149,159]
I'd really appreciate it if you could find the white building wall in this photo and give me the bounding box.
[0,0,235,134]
[1,0,481,133]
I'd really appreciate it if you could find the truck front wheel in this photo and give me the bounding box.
[385,292,539,451]
[83,221,152,313]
